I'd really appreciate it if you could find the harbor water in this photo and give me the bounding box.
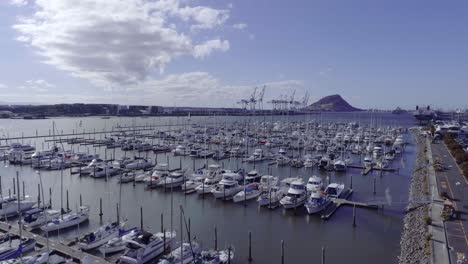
[0,112,416,263]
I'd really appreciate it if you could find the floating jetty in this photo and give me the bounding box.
[321,189,379,220]
[0,221,110,264]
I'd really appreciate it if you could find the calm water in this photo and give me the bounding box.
[0,112,416,263]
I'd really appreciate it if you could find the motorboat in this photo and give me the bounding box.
[119,172,136,183]
[78,159,106,175]
[334,159,347,171]
[173,145,187,156]
[384,151,395,160]
[2,251,50,263]
[158,241,201,264]
[146,164,170,188]
[324,183,345,198]
[125,159,154,170]
[211,174,242,200]
[233,183,261,203]
[276,155,290,166]
[41,206,89,232]
[303,156,314,168]
[91,164,120,178]
[363,156,373,168]
[23,208,60,229]
[306,176,323,192]
[198,248,235,264]
[244,170,261,183]
[181,175,205,193]
[304,190,331,214]
[259,175,279,191]
[158,170,186,188]
[120,230,176,264]
[279,179,307,209]
[246,149,264,162]
[79,222,120,250]
[0,196,35,218]
[99,228,140,255]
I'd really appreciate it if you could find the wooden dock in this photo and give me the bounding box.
[0,221,111,264]
[347,165,396,175]
[321,189,379,220]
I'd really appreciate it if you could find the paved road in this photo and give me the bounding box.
[432,142,468,262]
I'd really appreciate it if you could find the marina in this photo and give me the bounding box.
[0,113,417,263]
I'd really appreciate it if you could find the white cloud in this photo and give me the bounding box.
[18,79,55,93]
[0,83,7,89]
[193,39,230,58]
[10,0,28,6]
[233,23,247,30]
[13,0,231,86]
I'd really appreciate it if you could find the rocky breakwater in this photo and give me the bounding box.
[398,130,430,264]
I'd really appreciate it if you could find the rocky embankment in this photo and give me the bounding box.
[398,131,430,264]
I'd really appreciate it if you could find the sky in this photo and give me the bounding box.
[0,0,467,110]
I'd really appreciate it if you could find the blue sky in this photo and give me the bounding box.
[0,0,467,110]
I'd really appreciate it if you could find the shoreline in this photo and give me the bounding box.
[398,129,430,264]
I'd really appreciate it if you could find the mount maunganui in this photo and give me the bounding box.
[308,94,361,112]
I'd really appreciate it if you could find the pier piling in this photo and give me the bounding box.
[373,177,376,195]
[140,206,143,229]
[214,226,218,250]
[66,190,69,211]
[281,240,285,264]
[22,181,25,199]
[13,178,15,195]
[161,213,164,233]
[49,187,52,207]
[79,194,82,207]
[37,184,41,208]
[99,197,103,222]
[352,204,356,227]
[321,247,325,264]
[116,203,119,223]
[248,230,253,261]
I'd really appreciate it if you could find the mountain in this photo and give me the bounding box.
[308,94,361,112]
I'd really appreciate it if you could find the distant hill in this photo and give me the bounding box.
[308,94,361,112]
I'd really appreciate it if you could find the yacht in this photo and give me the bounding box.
[233,183,261,203]
[0,196,35,218]
[78,158,106,175]
[384,151,395,160]
[279,179,307,209]
[303,156,314,168]
[324,183,345,198]
[158,170,186,188]
[23,208,60,229]
[334,159,347,171]
[120,230,176,264]
[363,156,373,168]
[246,149,264,162]
[173,145,187,156]
[41,206,89,232]
[146,164,170,188]
[79,222,120,250]
[125,159,154,170]
[306,176,323,192]
[244,170,261,183]
[99,228,141,255]
[276,155,290,166]
[259,175,279,191]
[119,172,136,183]
[91,164,120,178]
[181,175,205,193]
[304,190,331,214]
[158,241,202,264]
[211,173,242,200]
[198,248,234,264]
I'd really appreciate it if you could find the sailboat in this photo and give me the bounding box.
[78,222,120,250]
[41,206,89,232]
